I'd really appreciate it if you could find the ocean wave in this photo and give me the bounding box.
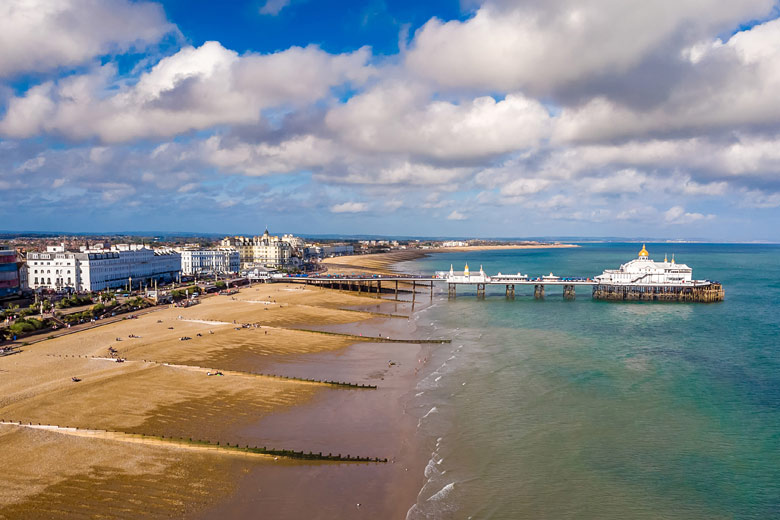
[424,455,441,479]
[422,406,438,419]
[415,360,450,391]
[427,482,455,502]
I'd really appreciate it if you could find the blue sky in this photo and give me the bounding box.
[2,0,780,240]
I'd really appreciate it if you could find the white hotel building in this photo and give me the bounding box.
[178,248,240,276]
[27,245,78,291]
[221,229,293,268]
[27,244,181,292]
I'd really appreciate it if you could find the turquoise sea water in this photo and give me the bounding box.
[401,243,780,519]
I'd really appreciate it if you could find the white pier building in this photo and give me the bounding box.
[594,245,694,285]
[593,245,723,301]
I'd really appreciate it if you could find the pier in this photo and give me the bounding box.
[279,273,723,302]
[276,246,724,303]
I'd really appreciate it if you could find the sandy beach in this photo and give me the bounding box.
[0,274,440,518]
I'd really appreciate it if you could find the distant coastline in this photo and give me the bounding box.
[322,243,578,274]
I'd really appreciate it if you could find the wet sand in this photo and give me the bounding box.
[196,329,433,519]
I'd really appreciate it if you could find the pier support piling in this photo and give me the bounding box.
[477,283,486,299]
[505,284,515,299]
[534,284,545,300]
[563,285,575,300]
[448,283,456,299]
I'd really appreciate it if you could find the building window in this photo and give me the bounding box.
[35,277,38,284]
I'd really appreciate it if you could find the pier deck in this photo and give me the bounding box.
[274,274,722,302]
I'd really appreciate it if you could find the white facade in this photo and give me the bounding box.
[179,248,240,275]
[27,245,79,291]
[27,244,181,292]
[594,245,694,286]
[77,246,180,291]
[438,263,491,283]
[281,234,305,250]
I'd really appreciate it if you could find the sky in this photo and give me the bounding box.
[2,0,780,240]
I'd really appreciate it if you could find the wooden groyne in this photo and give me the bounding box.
[291,328,451,344]
[0,421,387,463]
[592,283,725,302]
[45,354,378,389]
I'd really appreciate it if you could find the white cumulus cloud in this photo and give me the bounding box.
[330,201,368,213]
[0,41,373,142]
[0,0,175,78]
[664,205,715,224]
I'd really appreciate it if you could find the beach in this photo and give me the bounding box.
[0,270,440,518]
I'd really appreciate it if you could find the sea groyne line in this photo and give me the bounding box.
[290,328,451,344]
[44,354,378,389]
[0,421,387,463]
[328,307,409,319]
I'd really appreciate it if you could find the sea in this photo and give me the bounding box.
[398,243,780,520]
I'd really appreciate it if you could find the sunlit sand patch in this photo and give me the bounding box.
[0,362,319,439]
[178,319,233,325]
[0,425,240,519]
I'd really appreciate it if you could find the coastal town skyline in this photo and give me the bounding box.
[3,2,779,518]
[3,1,780,241]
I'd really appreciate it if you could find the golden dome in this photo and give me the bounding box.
[638,244,649,257]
